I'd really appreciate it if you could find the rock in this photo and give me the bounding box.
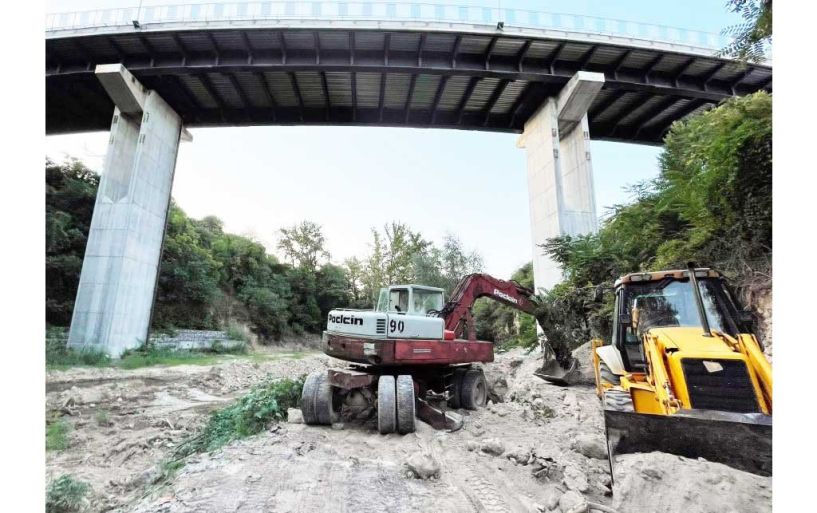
[558,490,587,513]
[562,464,589,492]
[542,486,562,510]
[480,438,506,456]
[572,434,607,460]
[505,446,532,466]
[404,452,441,479]
[286,408,304,424]
[331,422,345,430]
[465,440,480,452]
[532,398,545,409]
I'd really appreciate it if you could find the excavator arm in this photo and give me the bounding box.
[439,273,537,340]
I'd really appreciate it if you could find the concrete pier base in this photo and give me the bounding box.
[68,65,185,357]
[518,71,604,293]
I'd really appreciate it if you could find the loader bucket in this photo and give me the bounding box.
[534,357,581,386]
[604,408,772,481]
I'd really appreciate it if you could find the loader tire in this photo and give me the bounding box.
[461,369,488,410]
[448,368,467,409]
[395,375,416,434]
[599,361,621,386]
[603,388,634,412]
[377,375,397,434]
[301,371,334,425]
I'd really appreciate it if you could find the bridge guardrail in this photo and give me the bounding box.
[45,1,731,52]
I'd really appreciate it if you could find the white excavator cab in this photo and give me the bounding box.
[375,285,445,317]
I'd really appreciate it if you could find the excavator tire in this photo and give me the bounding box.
[599,361,621,386]
[395,375,416,434]
[314,374,336,425]
[461,369,488,410]
[301,371,334,425]
[448,368,467,409]
[377,375,397,434]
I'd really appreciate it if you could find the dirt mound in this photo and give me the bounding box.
[613,452,772,513]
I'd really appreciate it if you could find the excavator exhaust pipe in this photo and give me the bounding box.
[605,408,773,481]
[535,357,581,386]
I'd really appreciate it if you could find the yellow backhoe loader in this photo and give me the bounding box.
[592,264,772,478]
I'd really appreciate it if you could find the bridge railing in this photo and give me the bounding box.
[45,1,731,51]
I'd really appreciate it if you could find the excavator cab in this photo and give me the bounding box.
[376,285,444,316]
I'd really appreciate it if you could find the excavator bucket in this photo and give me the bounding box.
[534,357,582,386]
[604,408,773,481]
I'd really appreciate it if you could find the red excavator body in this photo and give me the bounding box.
[323,274,537,367]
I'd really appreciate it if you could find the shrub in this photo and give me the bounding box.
[173,377,304,459]
[46,419,71,451]
[46,475,90,513]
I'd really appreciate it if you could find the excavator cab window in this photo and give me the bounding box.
[389,288,409,313]
[411,288,444,316]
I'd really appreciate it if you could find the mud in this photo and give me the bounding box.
[46,345,771,513]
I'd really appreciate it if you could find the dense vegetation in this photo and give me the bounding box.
[532,92,772,351]
[46,160,486,342]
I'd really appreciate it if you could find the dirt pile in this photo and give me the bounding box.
[613,452,772,513]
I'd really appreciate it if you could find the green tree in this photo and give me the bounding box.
[46,158,99,325]
[277,221,330,271]
[721,0,772,61]
[152,203,221,329]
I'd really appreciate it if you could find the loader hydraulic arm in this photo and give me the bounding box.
[439,273,537,340]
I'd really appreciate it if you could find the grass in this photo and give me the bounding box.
[46,418,71,451]
[46,334,251,371]
[94,409,111,427]
[46,474,90,513]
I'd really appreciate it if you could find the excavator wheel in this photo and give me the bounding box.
[460,369,488,410]
[395,375,416,434]
[447,368,467,409]
[377,375,397,434]
[301,371,335,425]
[599,361,621,386]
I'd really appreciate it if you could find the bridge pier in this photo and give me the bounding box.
[518,71,605,293]
[68,64,187,357]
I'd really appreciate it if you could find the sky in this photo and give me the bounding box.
[45,1,741,278]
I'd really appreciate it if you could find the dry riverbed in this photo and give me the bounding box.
[46,346,771,513]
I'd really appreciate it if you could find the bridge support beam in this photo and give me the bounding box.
[518,71,604,293]
[68,64,188,357]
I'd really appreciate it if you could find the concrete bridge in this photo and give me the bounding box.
[45,1,772,355]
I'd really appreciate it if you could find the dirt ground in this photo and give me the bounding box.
[46,346,771,513]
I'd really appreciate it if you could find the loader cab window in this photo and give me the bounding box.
[622,278,738,339]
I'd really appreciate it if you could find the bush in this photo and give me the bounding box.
[225,323,247,342]
[46,419,71,451]
[46,475,90,513]
[173,377,304,459]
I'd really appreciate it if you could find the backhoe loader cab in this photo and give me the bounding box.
[593,266,772,478]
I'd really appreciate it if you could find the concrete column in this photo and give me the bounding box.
[68,64,188,357]
[518,72,604,293]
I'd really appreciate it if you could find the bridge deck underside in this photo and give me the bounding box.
[46,28,772,144]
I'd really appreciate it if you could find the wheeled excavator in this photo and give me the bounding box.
[592,264,772,477]
[300,273,578,434]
